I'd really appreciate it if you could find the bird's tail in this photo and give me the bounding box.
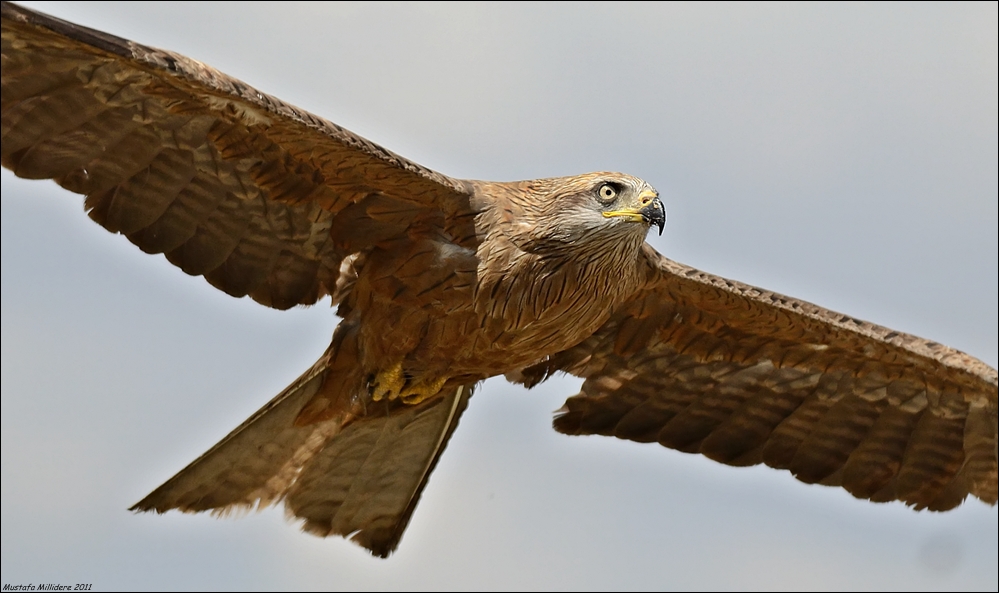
[130,337,472,558]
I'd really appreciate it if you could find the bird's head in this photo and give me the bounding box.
[514,172,665,253]
[592,174,665,237]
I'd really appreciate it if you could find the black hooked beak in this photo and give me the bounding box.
[640,195,666,236]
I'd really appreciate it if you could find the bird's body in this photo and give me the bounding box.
[1,1,995,559]
[335,175,654,404]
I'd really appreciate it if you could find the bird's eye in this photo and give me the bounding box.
[598,184,617,201]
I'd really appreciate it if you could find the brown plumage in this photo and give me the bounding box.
[1,1,995,558]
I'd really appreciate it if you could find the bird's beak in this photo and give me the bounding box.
[602,191,666,236]
[640,194,666,236]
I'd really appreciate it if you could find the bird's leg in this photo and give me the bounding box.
[400,376,448,405]
[371,362,405,402]
[371,362,447,405]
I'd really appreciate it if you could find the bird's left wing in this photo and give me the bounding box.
[519,245,997,511]
[1,1,475,310]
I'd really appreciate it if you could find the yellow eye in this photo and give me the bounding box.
[598,184,617,201]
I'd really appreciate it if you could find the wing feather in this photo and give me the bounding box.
[1,1,474,309]
[532,245,997,510]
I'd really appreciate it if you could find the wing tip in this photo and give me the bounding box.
[2,1,139,62]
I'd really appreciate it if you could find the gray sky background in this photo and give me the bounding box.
[2,2,996,590]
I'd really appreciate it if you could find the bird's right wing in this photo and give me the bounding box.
[2,1,476,310]
[520,245,997,510]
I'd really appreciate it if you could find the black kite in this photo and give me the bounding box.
[2,1,995,557]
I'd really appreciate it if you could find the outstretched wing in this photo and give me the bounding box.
[1,1,474,309]
[522,244,997,510]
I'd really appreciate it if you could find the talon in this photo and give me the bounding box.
[370,362,448,405]
[400,376,448,405]
[371,362,404,401]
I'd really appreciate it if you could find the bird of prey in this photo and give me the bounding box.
[2,2,995,558]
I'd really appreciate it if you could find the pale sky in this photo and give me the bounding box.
[2,2,996,590]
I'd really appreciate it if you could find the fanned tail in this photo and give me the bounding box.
[130,350,340,514]
[131,340,473,557]
[287,384,471,557]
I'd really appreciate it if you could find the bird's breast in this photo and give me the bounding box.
[351,233,642,381]
[467,247,640,369]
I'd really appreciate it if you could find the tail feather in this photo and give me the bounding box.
[287,385,471,557]
[130,350,337,513]
[131,345,473,557]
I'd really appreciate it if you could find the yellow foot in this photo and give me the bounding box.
[400,376,448,405]
[371,362,405,402]
[370,362,448,405]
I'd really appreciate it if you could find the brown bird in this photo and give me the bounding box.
[2,1,995,559]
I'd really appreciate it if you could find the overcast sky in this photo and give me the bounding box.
[2,2,996,591]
